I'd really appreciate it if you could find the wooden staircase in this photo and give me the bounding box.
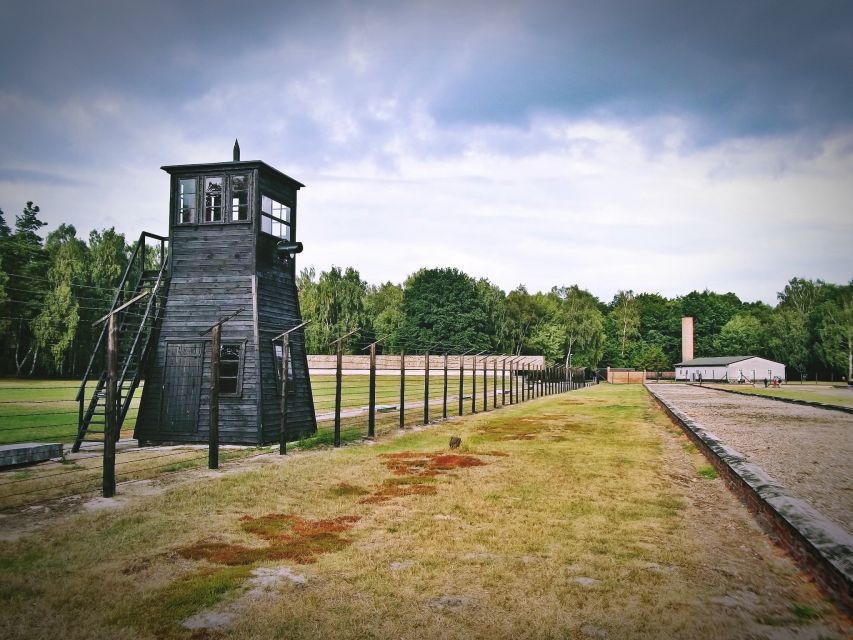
[72,233,169,452]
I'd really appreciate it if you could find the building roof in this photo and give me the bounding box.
[675,356,757,367]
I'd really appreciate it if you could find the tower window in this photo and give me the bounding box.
[231,174,249,221]
[220,343,242,394]
[203,177,224,222]
[261,195,291,239]
[177,178,196,224]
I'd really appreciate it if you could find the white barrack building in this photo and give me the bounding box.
[675,356,786,383]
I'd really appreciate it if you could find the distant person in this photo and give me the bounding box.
[764,377,769,388]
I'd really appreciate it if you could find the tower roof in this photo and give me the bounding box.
[161,160,305,189]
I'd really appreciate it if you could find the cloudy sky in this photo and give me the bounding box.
[1,0,851,303]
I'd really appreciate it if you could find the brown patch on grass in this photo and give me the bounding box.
[378,451,487,475]
[361,451,489,504]
[475,416,588,442]
[177,514,361,565]
[382,475,438,486]
[177,541,269,565]
[359,483,438,505]
[429,454,486,471]
[475,421,539,441]
[328,482,370,497]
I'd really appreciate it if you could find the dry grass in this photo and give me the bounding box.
[0,445,261,509]
[0,385,847,639]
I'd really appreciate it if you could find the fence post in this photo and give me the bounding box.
[368,342,376,438]
[533,364,542,398]
[442,353,448,419]
[482,357,487,412]
[209,323,220,469]
[521,362,526,402]
[471,353,477,413]
[501,358,506,405]
[334,337,343,447]
[509,359,514,405]
[103,313,117,498]
[280,332,290,454]
[272,320,309,455]
[423,350,430,425]
[493,358,497,408]
[458,353,464,416]
[534,365,539,398]
[399,350,406,428]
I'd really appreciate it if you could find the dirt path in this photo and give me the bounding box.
[651,383,853,534]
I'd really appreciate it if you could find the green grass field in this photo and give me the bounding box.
[0,373,525,446]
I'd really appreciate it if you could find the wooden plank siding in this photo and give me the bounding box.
[256,265,317,443]
[136,276,260,445]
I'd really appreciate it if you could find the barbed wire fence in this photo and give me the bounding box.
[0,322,595,511]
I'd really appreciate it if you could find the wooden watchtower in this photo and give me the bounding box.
[131,143,316,445]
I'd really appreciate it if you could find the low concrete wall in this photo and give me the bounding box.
[645,383,852,614]
[0,443,63,469]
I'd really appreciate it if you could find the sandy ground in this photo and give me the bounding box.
[651,383,853,534]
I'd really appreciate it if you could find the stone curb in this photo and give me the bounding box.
[688,383,853,415]
[645,383,852,614]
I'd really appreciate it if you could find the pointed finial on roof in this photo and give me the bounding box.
[233,139,241,162]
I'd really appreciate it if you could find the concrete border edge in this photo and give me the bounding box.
[644,383,853,614]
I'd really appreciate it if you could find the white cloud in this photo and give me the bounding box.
[296,117,853,303]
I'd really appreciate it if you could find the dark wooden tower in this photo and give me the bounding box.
[132,144,316,444]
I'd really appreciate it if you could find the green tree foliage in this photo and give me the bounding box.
[364,281,404,352]
[814,283,853,380]
[608,290,640,361]
[713,314,764,357]
[0,208,10,339]
[633,342,670,371]
[476,278,512,352]
[777,277,821,316]
[551,285,605,368]
[32,225,88,374]
[504,286,539,355]
[298,266,369,354]
[398,268,491,352]
[766,310,809,377]
[3,202,50,375]
[675,289,742,356]
[634,293,679,365]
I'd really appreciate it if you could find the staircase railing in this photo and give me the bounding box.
[74,232,169,451]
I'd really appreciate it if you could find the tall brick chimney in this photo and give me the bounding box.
[681,317,694,363]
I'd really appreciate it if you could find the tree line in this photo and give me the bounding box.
[298,265,852,380]
[1,201,851,379]
[0,203,133,377]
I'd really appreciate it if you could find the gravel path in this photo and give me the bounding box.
[650,384,853,535]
